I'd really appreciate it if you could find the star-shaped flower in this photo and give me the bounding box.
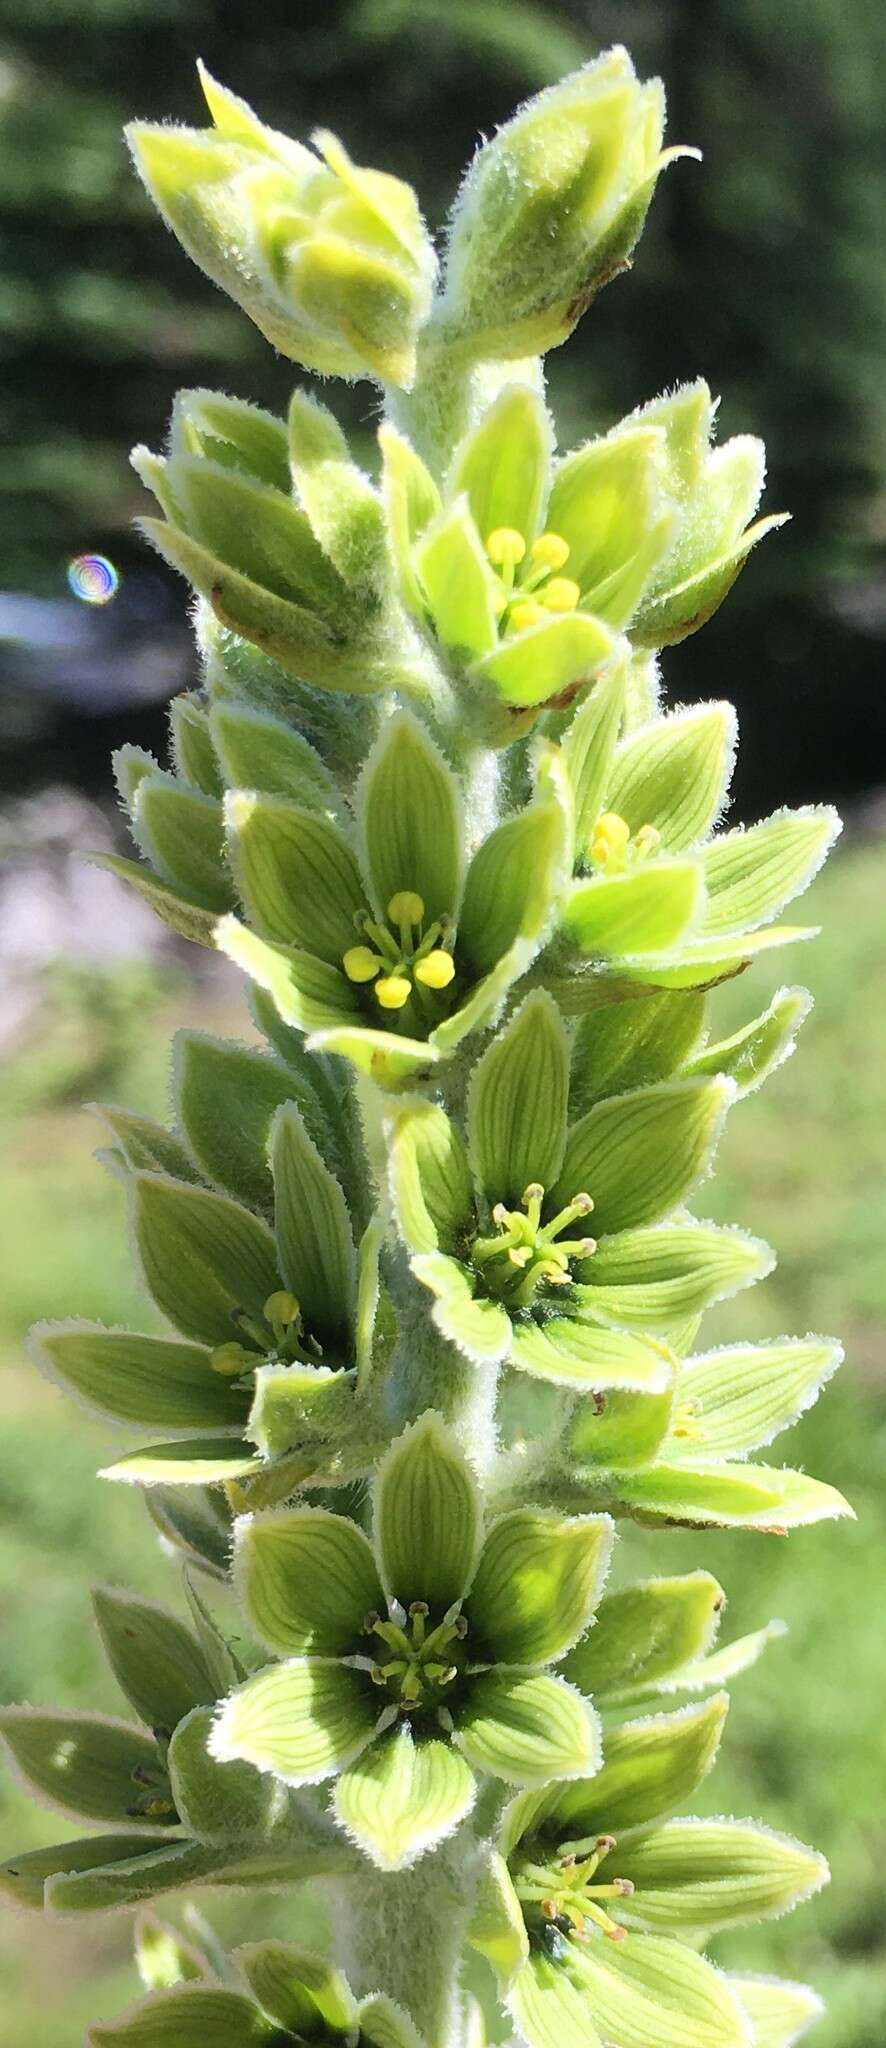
[211,1412,611,1870]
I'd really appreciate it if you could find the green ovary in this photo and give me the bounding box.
[360,1601,469,1723]
[471,1184,597,1308]
[342,888,457,1025]
[514,1832,635,1958]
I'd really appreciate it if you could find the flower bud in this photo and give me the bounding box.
[127,63,436,388]
[443,46,698,359]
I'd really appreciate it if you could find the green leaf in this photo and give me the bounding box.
[467,1849,529,1988]
[507,1953,604,2048]
[211,1658,377,1786]
[334,1726,476,1869]
[375,1413,482,1610]
[509,1318,672,1395]
[683,987,812,1098]
[88,1986,276,2045]
[101,1439,262,1487]
[553,1077,733,1236]
[661,1338,842,1463]
[467,1508,611,1666]
[561,860,703,958]
[174,1033,314,1211]
[388,1101,474,1253]
[564,1573,724,1702]
[92,1588,216,1730]
[570,991,707,1115]
[0,1707,167,1827]
[576,1221,773,1333]
[604,705,736,852]
[271,1103,355,1336]
[91,853,219,949]
[358,710,462,925]
[288,388,386,593]
[413,498,501,659]
[168,692,224,798]
[225,791,365,958]
[700,808,840,937]
[131,1172,280,1345]
[468,991,569,1203]
[456,1671,599,1785]
[238,1940,357,2034]
[449,383,552,548]
[542,1695,727,1840]
[459,766,570,975]
[612,1461,854,1531]
[728,1975,823,2048]
[566,1930,749,2048]
[568,1382,674,1470]
[30,1321,247,1431]
[210,700,339,810]
[616,1819,828,1936]
[561,657,627,856]
[131,774,234,914]
[411,1252,512,1364]
[236,1506,380,1656]
[378,422,441,617]
[472,612,615,709]
[0,1833,159,1911]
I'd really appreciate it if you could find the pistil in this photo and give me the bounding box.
[472,1182,596,1307]
[515,1833,634,1953]
[342,892,456,1014]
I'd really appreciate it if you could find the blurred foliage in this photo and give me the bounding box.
[1,0,886,808]
[0,840,885,2042]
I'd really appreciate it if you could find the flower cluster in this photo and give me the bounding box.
[3,44,846,2048]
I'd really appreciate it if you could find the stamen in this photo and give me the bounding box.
[387,889,425,927]
[209,1341,254,1378]
[343,944,382,984]
[375,975,413,1011]
[507,598,547,635]
[530,532,570,572]
[486,527,526,568]
[414,949,455,989]
[263,1290,300,1330]
[540,575,581,613]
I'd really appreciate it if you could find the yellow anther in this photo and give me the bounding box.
[264,1290,300,1328]
[592,812,632,864]
[375,974,413,1011]
[343,944,382,984]
[414,949,455,990]
[541,576,581,613]
[508,598,547,634]
[387,890,425,926]
[530,531,571,572]
[486,526,526,568]
[209,1342,253,1378]
[633,823,662,857]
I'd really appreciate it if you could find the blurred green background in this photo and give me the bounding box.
[1,1,885,2043]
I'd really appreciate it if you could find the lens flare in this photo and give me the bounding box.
[67,553,119,605]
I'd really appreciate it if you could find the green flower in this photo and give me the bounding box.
[212,1413,610,1869]
[470,1697,827,2048]
[88,1941,425,2048]
[441,47,697,360]
[551,660,841,994]
[389,990,735,1393]
[216,710,572,1089]
[127,64,435,387]
[32,1036,380,1492]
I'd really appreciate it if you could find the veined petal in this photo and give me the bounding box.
[530,1695,727,1841]
[388,1099,473,1253]
[456,1671,600,1785]
[509,1317,672,1394]
[29,1321,247,1433]
[236,1941,357,2035]
[211,1658,377,1786]
[308,1023,443,1090]
[468,1508,612,1667]
[570,989,707,1116]
[414,497,501,658]
[130,1172,280,1345]
[661,1338,842,1464]
[413,1250,512,1364]
[562,656,627,857]
[547,425,665,602]
[210,700,340,812]
[612,1461,854,1531]
[604,703,736,853]
[564,1573,724,1703]
[357,1994,429,2048]
[727,1975,823,2048]
[552,1077,733,1236]
[616,1818,828,1936]
[507,1952,604,2048]
[357,709,462,926]
[374,1412,482,1610]
[378,422,441,617]
[467,1849,529,1988]
[459,748,571,974]
[568,1382,675,1471]
[561,861,704,960]
[235,1506,382,1656]
[468,991,570,1203]
[271,1103,356,1335]
[217,919,359,1034]
[225,791,366,960]
[471,612,615,709]
[88,1985,277,2045]
[100,1438,262,1487]
[333,1726,476,1869]
[92,1587,215,1732]
[448,383,553,546]
[683,987,812,1100]
[699,808,841,938]
[567,1931,749,2048]
[576,1221,773,1334]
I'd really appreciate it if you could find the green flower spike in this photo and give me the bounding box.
[127,64,435,388]
[471,1697,827,2048]
[212,1413,610,1869]
[442,47,699,360]
[217,710,572,1089]
[554,676,842,994]
[389,990,735,1391]
[88,1940,426,2048]
[31,1037,380,1492]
